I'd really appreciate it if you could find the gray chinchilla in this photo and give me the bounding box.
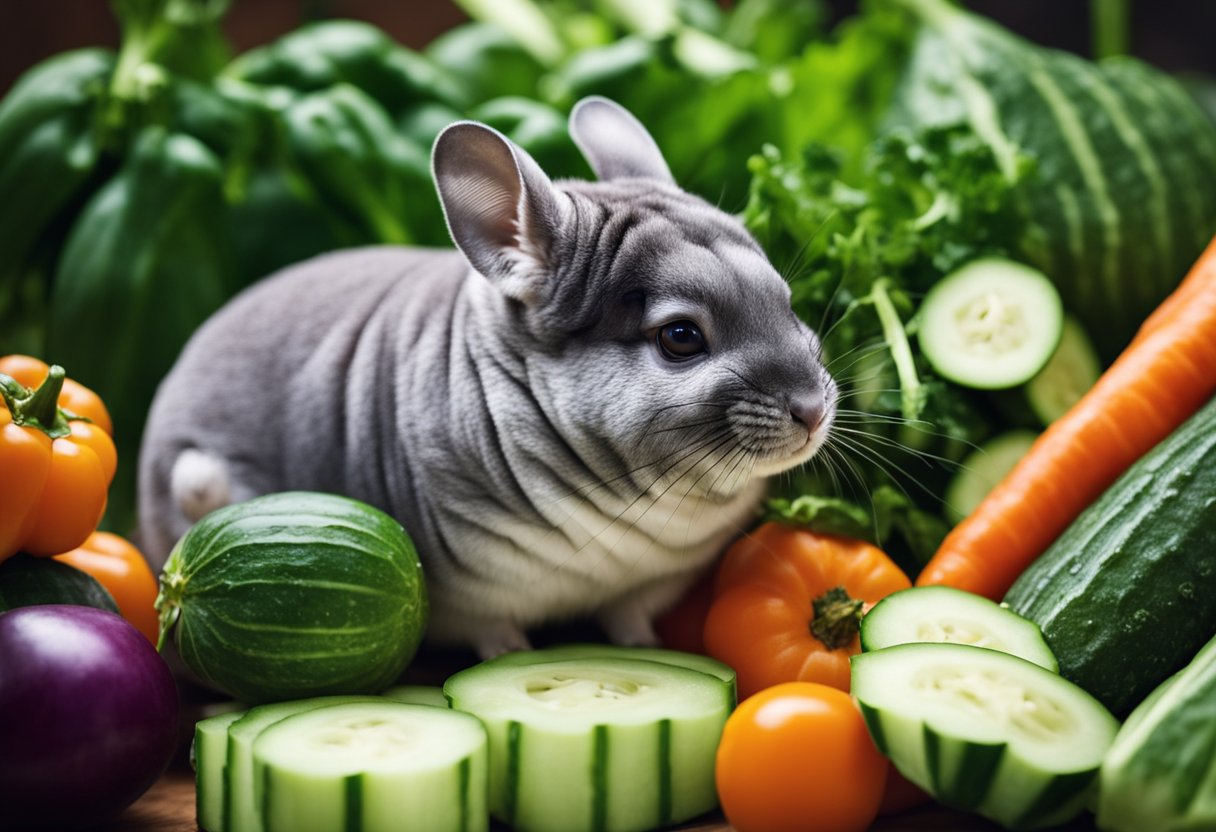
[137,97,837,658]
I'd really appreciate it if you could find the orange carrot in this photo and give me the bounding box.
[918,235,1216,599]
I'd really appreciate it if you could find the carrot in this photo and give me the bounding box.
[918,235,1216,599]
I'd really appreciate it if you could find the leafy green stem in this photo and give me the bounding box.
[870,278,923,421]
[1091,0,1130,60]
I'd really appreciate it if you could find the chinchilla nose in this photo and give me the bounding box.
[789,391,826,433]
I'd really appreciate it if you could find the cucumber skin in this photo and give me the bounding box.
[1097,632,1216,832]
[194,710,246,832]
[1004,397,1216,717]
[161,491,427,704]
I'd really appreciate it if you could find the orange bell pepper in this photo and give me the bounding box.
[0,357,116,560]
[703,522,911,700]
[55,531,159,643]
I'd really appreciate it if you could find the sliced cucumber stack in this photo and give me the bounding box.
[852,643,1117,830]
[490,644,737,701]
[919,258,1064,390]
[861,586,1057,671]
[253,701,488,832]
[194,709,247,832]
[944,430,1039,523]
[382,684,449,708]
[446,656,732,832]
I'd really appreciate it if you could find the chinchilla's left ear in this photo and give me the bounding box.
[569,96,674,184]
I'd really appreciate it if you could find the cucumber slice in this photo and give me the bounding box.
[382,685,449,708]
[852,643,1118,830]
[226,696,385,832]
[1025,316,1102,425]
[445,657,731,832]
[194,709,247,832]
[860,587,1058,671]
[490,644,737,702]
[253,702,488,832]
[944,429,1038,522]
[919,258,1064,390]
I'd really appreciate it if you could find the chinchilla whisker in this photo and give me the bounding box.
[830,433,940,504]
[831,425,961,468]
[643,418,727,438]
[823,339,887,376]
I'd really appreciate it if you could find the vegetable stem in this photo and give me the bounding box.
[1,367,73,439]
[1091,0,1130,60]
[810,586,866,650]
[870,278,924,420]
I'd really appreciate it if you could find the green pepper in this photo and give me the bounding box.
[425,22,547,105]
[282,84,443,246]
[226,20,468,115]
[47,126,233,531]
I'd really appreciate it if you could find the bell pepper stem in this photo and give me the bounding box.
[1,367,73,439]
[810,586,866,650]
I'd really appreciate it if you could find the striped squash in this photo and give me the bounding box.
[887,0,1216,359]
[156,491,427,704]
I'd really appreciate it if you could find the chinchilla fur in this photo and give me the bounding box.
[137,97,836,658]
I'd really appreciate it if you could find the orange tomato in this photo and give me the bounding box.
[704,523,910,699]
[716,682,888,832]
[56,532,159,644]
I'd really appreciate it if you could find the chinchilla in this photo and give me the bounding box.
[137,96,837,658]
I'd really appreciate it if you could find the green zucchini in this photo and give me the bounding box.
[445,656,731,832]
[155,491,428,705]
[1097,631,1216,832]
[1004,396,1216,716]
[852,643,1118,830]
[253,702,488,832]
[0,553,118,614]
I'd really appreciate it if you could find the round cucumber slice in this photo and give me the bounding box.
[944,430,1039,523]
[860,587,1057,671]
[382,685,449,708]
[489,644,737,702]
[445,657,731,832]
[919,258,1064,390]
[253,702,488,832]
[851,643,1117,830]
[1025,316,1101,425]
[226,696,386,832]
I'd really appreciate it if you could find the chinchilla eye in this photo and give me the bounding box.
[657,320,706,360]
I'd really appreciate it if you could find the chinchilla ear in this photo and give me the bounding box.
[432,121,564,304]
[569,96,674,184]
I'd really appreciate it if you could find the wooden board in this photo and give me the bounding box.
[101,765,1097,831]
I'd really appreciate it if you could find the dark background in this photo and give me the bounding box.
[2,1,1215,96]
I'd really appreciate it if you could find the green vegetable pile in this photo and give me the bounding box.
[1,0,1214,565]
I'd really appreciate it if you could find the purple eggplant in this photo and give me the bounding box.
[0,605,179,830]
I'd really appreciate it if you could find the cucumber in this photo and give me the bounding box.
[852,643,1118,830]
[861,586,1057,671]
[1004,396,1216,716]
[224,695,385,832]
[1097,632,1216,832]
[155,491,427,704]
[382,685,448,708]
[0,553,118,614]
[489,644,737,701]
[918,258,1064,390]
[194,709,247,832]
[445,656,732,832]
[253,701,488,832]
[944,430,1038,523]
[1025,317,1101,425]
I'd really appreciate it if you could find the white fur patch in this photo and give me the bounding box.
[170,449,232,522]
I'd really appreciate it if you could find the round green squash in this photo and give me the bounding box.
[0,553,119,614]
[156,491,427,704]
